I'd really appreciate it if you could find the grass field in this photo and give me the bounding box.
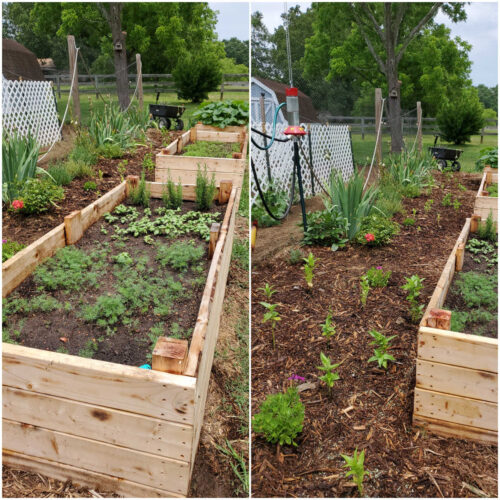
[351,133,497,172]
[56,91,249,129]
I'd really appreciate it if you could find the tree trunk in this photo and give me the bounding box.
[108,3,130,110]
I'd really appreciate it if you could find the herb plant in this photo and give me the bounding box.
[162,174,183,209]
[156,240,204,271]
[129,171,150,207]
[441,193,452,206]
[424,199,434,212]
[252,387,304,447]
[355,214,399,247]
[317,352,340,392]
[303,208,349,250]
[401,275,425,322]
[303,252,318,288]
[341,448,367,496]
[15,179,64,214]
[195,164,217,210]
[477,212,497,242]
[288,248,303,265]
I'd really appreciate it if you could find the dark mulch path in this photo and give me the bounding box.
[4,198,226,367]
[251,172,498,498]
[2,129,183,247]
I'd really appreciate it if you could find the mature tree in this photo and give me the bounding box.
[223,37,249,66]
[251,11,273,78]
[306,2,467,153]
[476,84,498,113]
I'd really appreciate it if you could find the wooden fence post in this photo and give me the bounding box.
[361,117,365,140]
[136,53,143,109]
[375,88,382,165]
[220,76,225,101]
[56,74,61,99]
[67,35,80,123]
[417,101,423,154]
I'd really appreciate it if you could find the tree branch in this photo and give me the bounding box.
[396,3,440,64]
[360,3,385,43]
[393,3,408,45]
[351,13,386,75]
[96,3,110,22]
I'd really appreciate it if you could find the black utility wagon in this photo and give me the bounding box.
[149,91,185,130]
[428,135,463,171]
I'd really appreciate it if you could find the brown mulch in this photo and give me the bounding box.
[2,128,183,247]
[251,172,497,498]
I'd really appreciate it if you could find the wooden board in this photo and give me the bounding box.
[156,155,245,175]
[3,344,196,424]
[195,130,243,143]
[414,388,497,431]
[3,420,190,495]
[413,415,497,445]
[3,386,193,461]
[80,181,127,230]
[2,223,66,298]
[3,451,184,498]
[418,327,498,373]
[416,359,497,403]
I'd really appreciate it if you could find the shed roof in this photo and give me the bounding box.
[253,76,318,123]
[2,39,45,81]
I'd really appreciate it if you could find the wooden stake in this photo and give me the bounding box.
[208,223,221,259]
[455,242,465,271]
[64,210,83,245]
[152,337,188,374]
[126,175,139,196]
[471,215,481,233]
[481,190,489,197]
[136,53,143,109]
[218,180,233,204]
[426,309,451,330]
[416,101,423,154]
[375,88,382,165]
[189,127,197,143]
[67,35,80,123]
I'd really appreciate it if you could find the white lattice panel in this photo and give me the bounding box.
[251,123,354,204]
[2,78,61,148]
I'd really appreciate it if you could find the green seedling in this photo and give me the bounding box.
[453,198,461,211]
[360,275,370,307]
[260,302,281,349]
[341,448,367,496]
[424,199,434,212]
[259,283,276,300]
[401,275,425,323]
[320,309,336,339]
[441,193,452,206]
[289,248,303,265]
[403,217,415,227]
[367,330,396,369]
[317,352,340,392]
[436,213,441,225]
[303,252,318,288]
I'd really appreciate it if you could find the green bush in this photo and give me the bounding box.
[173,51,222,103]
[2,240,26,262]
[191,100,249,128]
[437,90,485,144]
[16,179,64,215]
[251,184,289,227]
[475,147,498,170]
[195,164,217,210]
[303,208,348,250]
[47,163,74,186]
[355,214,399,246]
[252,387,305,447]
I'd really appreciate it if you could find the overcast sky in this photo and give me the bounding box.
[210,2,249,40]
[252,1,498,87]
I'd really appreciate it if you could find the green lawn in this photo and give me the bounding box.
[56,91,249,129]
[351,133,497,172]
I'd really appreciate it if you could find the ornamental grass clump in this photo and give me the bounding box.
[252,386,304,447]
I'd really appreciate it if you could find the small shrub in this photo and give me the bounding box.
[195,164,217,210]
[96,143,124,159]
[162,174,183,210]
[83,181,97,191]
[355,214,399,247]
[252,387,305,446]
[129,172,150,207]
[47,163,74,186]
[2,240,26,262]
[156,240,204,271]
[303,208,349,250]
[16,179,64,215]
[365,266,391,287]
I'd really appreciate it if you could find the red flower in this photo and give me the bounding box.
[12,199,24,210]
[364,233,375,242]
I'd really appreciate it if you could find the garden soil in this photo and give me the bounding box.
[2,128,184,247]
[251,172,497,497]
[2,215,249,498]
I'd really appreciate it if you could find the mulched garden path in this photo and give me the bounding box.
[4,198,225,367]
[2,129,184,247]
[251,172,498,497]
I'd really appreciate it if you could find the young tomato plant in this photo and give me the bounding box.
[401,275,425,322]
[260,302,281,349]
[317,352,340,393]
[320,309,336,339]
[259,283,276,300]
[303,252,318,288]
[367,330,396,370]
[341,448,367,496]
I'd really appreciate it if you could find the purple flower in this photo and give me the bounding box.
[288,374,305,382]
[376,266,382,270]
[2,240,6,244]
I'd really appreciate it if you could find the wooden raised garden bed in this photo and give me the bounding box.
[413,217,498,444]
[473,167,498,223]
[155,123,247,192]
[2,176,239,497]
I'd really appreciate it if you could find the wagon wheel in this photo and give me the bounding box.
[451,160,461,172]
[175,119,184,131]
[159,117,171,129]
[437,159,447,171]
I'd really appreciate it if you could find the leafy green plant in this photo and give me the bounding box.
[113,252,134,267]
[15,179,64,214]
[183,141,240,159]
[365,266,391,287]
[259,283,276,300]
[156,240,204,271]
[454,272,497,310]
[83,181,97,191]
[424,199,434,212]
[303,208,349,250]
[162,174,183,209]
[401,275,425,322]
[341,448,367,495]
[2,240,26,262]
[451,309,495,333]
[475,147,498,170]
[78,338,99,358]
[69,131,98,166]
[215,440,249,495]
[252,387,304,446]
[251,183,289,228]
[367,330,396,369]
[321,310,336,339]
[191,100,249,128]
[129,171,151,207]
[82,294,127,327]
[317,352,340,392]
[355,214,399,246]
[486,183,498,197]
[360,275,370,307]
[97,143,124,159]
[260,302,281,349]
[323,169,379,240]
[47,162,74,186]
[403,217,416,226]
[195,164,217,211]
[303,252,318,288]
[142,152,155,171]
[453,198,462,211]
[441,193,452,206]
